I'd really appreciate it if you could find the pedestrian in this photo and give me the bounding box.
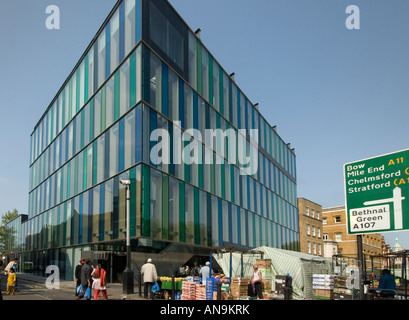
[199,261,213,286]
[377,269,396,298]
[75,258,85,297]
[77,259,93,300]
[250,264,263,299]
[141,258,157,299]
[11,259,18,292]
[6,268,16,295]
[92,263,108,300]
[190,264,200,277]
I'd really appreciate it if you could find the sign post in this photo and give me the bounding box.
[344,148,409,299]
[344,148,409,235]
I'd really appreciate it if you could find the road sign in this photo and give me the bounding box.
[344,148,409,235]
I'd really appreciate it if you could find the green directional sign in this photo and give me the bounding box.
[344,148,409,235]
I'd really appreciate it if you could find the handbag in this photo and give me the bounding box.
[84,287,91,299]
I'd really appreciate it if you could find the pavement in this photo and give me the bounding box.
[10,272,149,300]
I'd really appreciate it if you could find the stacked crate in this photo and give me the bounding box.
[256,259,272,292]
[181,281,196,300]
[195,284,206,300]
[333,276,359,300]
[313,274,334,300]
[230,278,249,300]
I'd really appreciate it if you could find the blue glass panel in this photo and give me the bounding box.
[88,189,93,243]
[79,194,83,244]
[99,183,105,241]
[218,198,222,246]
[228,203,232,243]
[136,0,141,43]
[178,78,184,128]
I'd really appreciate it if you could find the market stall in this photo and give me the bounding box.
[213,246,332,300]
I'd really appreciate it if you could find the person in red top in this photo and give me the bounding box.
[92,264,108,300]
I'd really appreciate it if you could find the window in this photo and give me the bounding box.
[119,59,130,116]
[306,224,310,235]
[97,29,106,88]
[147,0,185,73]
[150,169,162,239]
[305,207,309,216]
[168,176,179,242]
[188,32,197,90]
[149,52,162,112]
[323,217,327,225]
[110,9,120,72]
[335,216,341,223]
[105,77,115,128]
[125,0,137,55]
[335,233,342,242]
[323,234,328,240]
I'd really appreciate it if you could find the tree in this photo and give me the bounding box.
[0,209,19,257]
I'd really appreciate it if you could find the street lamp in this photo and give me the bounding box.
[120,179,134,294]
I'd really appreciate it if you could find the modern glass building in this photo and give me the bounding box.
[18,0,298,281]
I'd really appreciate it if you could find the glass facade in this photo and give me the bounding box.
[17,0,298,280]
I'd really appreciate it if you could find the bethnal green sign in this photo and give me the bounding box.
[344,149,409,235]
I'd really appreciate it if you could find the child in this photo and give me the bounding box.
[7,268,16,295]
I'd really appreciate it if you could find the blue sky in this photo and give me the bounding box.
[0,0,409,248]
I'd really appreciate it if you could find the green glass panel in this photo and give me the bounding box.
[92,141,97,186]
[209,55,213,105]
[230,165,234,204]
[194,188,200,245]
[84,56,89,102]
[68,80,72,121]
[162,174,169,240]
[219,68,224,115]
[62,90,66,127]
[101,86,106,131]
[76,69,80,113]
[142,164,150,237]
[81,109,85,149]
[74,156,78,195]
[179,181,185,243]
[130,167,136,237]
[67,162,71,199]
[89,99,94,141]
[221,163,225,199]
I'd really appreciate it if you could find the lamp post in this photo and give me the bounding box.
[120,179,134,294]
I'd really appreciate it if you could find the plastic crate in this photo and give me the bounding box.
[205,278,220,300]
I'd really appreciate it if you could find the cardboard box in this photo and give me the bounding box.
[314,289,333,300]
